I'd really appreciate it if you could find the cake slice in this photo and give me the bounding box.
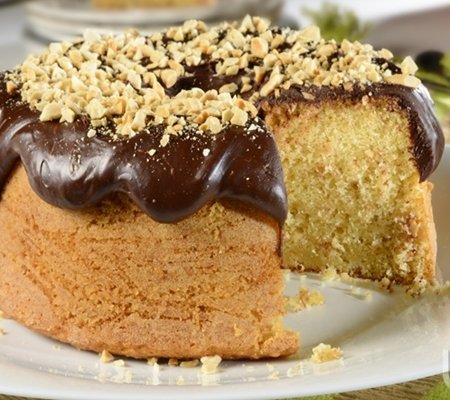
[0,17,444,359]
[265,84,440,290]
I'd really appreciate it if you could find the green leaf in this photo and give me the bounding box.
[302,2,371,43]
[422,380,450,400]
[440,54,450,77]
[416,70,450,88]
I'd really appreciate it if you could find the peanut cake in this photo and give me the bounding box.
[0,16,444,359]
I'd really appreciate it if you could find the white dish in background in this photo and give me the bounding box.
[0,148,449,399]
[26,0,217,26]
[25,0,283,42]
[289,0,450,55]
[25,13,162,43]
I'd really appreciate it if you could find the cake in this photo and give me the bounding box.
[0,16,444,359]
[269,83,441,289]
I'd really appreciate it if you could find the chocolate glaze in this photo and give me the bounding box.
[0,70,445,225]
[263,83,445,182]
[0,76,287,224]
[167,60,444,182]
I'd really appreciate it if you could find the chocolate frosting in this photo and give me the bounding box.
[0,75,287,224]
[0,71,445,224]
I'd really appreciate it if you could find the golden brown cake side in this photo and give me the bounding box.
[0,165,298,359]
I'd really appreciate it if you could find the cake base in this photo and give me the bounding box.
[0,165,298,359]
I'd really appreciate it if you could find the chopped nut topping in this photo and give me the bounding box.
[251,37,269,59]
[379,48,394,60]
[87,128,96,138]
[230,106,248,126]
[219,83,238,94]
[401,56,418,75]
[160,69,178,88]
[40,102,63,122]
[7,16,420,143]
[385,74,420,88]
[6,81,16,94]
[260,66,284,97]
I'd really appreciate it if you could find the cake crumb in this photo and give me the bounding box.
[168,358,179,366]
[180,359,199,368]
[99,350,114,363]
[147,357,158,366]
[265,363,275,372]
[351,286,373,300]
[176,376,185,386]
[0,328,5,336]
[285,287,325,312]
[112,359,126,367]
[379,277,392,290]
[200,355,222,374]
[268,370,280,380]
[152,362,160,375]
[322,267,338,281]
[286,362,303,377]
[310,343,343,363]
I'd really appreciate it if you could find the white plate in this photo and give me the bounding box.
[25,0,283,42]
[26,0,282,26]
[26,0,218,25]
[0,146,449,400]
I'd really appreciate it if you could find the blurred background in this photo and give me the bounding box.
[1,0,450,139]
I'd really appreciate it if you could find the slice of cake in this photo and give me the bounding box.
[267,83,440,290]
[0,17,444,359]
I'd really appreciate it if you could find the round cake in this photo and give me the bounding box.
[0,16,444,359]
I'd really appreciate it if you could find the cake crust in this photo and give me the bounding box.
[0,165,298,359]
